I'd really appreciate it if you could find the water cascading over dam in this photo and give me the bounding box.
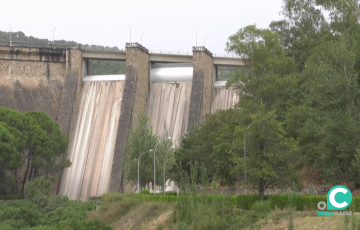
[147,64,192,146]
[147,82,191,146]
[60,78,125,201]
[211,81,239,113]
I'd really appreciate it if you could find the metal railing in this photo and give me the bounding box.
[192,46,213,57]
[0,41,80,49]
[81,45,124,52]
[0,42,240,58]
[126,42,149,53]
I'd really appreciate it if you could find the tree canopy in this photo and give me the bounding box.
[124,114,173,192]
[173,0,360,198]
[0,107,70,195]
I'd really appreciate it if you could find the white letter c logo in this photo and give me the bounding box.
[329,187,348,208]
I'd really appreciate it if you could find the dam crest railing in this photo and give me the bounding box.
[0,42,241,58]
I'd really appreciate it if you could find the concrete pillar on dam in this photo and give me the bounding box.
[57,49,83,137]
[187,46,214,131]
[109,43,149,193]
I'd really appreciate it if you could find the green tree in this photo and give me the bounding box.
[0,107,70,194]
[0,122,22,194]
[300,37,360,185]
[124,114,172,192]
[231,105,299,201]
[21,111,69,194]
[173,108,241,185]
[224,0,360,189]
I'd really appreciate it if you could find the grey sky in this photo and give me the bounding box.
[1,0,283,55]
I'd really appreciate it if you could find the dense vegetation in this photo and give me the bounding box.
[0,177,112,230]
[0,107,70,195]
[172,0,360,200]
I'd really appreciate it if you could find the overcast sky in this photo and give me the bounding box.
[0,0,283,55]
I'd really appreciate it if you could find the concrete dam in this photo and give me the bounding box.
[0,43,241,201]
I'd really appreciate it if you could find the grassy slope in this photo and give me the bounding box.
[255,209,360,230]
[88,194,360,230]
[88,195,173,230]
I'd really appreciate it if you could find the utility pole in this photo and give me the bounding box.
[53,27,56,45]
[193,30,197,46]
[127,25,131,42]
[9,22,12,46]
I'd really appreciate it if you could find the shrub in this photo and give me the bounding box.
[54,219,112,230]
[267,195,290,209]
[141,189,150,195]
[165,191,177,196]
[267,195,326,211]
[236,195,260,210]
[24,176,53,212]
[196,215,230,230]
[0,200,41,227]
[41,200,96,226]
[0,195,24,200]
[0,219,27,229]
[251,200,273,212]
[42,196,69,213]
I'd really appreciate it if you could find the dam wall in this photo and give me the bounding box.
[0,46,83,136]
[0,43,242,198]
[0,46,83,194]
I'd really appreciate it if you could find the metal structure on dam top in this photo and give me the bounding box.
[0,41,244,67]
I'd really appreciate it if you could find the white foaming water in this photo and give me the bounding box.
[147,82,191,146]
[211,86,239,113]
[60,80,125,201]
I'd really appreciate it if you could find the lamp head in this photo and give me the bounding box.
[149,149,153,152]
[167,136,171,140]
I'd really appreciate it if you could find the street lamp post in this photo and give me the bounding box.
[244,123,254,195]
[138,149,153,193]
[9,22,11,46]
[141,33,144,45]
[53,27,56,45]
[154,136,171,195]
[127,25,131,42]
[193,30,197,46]
[163,158,172,195]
